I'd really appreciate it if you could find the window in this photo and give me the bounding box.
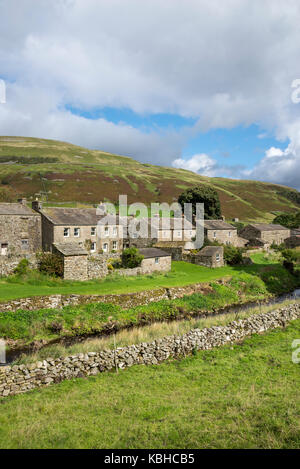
[216,253,220,262]
[228,231,231,237]
[64,228,70,237]
[177,231,181,237]
[91,227,96,236]
[74,227,80,237]
[21,239,29,250]
[1,243,8,256]
[113,227,118,236]
[155,257,159,264]
[103,243,108,253]
[113,241,117,250]
[91,242,96,252]
[189,231,193,236]
[213,231,217,238]
[104,227,109,237]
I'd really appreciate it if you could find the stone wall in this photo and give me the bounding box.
[87,253,120,279]
[0,282,218,312]
[240,226,290,246]
[1,304,299,397]
[0,254,38,277]
[205,228,239,246]
[64,256,88,281]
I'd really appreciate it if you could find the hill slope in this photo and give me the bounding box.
[0,136,299,222]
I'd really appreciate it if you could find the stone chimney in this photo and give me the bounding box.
[17,197,27,206]
[31,198,43,212]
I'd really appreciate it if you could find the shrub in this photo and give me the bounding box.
[13,258,30,276]
[223,245,244,265]
[38,253,64,277]
[121,247,144,268]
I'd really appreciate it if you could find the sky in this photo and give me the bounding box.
[0,0,300,189]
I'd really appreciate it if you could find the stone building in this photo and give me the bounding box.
[240,223,290,247]
[53,243,88,281]
[204,220,247,247]
[138,248,172,274]
[285,229,300,248]
[0,199,41,257]
[193,246,224,268]
[124,217,196,248]
[32,202,123,254]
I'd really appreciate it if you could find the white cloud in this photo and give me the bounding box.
[0,0,300,187]
[172,154,217,176]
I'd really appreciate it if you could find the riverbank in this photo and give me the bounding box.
[2,266,299,356]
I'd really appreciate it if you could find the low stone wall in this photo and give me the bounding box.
[1,304,299,398]
[87,253,120,279]
[0,254,38,277]
[0,282,216,312]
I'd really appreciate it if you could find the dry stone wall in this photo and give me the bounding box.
[0,254,38,277]
[1,304,299,398]
[0,282,216,312]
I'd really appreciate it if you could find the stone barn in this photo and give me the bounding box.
[193,246,224,268]
[53,243,88,281]
[138,248,172,274]
[240,223,290,247]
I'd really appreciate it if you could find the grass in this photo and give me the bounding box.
[12,299,300,364]
[1,265,299,345]
[1,319,300,449]
[0,256,295,302]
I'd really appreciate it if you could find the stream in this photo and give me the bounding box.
[2,288,300,365]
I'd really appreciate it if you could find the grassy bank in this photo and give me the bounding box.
[12,299,300,365]
[1,266,299,346]
[1,319,299,449]
[0,253,298,302]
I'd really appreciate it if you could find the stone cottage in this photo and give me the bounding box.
[32,202,123,254]
[124,217,196,248]
[138,248,172,274]
[240,223,290,247]
[0,199,41,256]
[193,246,224,268]
[204,220,247,247]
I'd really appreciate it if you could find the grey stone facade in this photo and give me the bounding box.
[240,223,290,246]
[0,200,42,257]
[1,304,299,397]
[192,246,224,268]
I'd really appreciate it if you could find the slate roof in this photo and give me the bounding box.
[249,223,289,232]
[41,207,121,226]
[53,243,88,256]
[198,246,223,256]
[204,220,236,230]
[138,248,170,259]
[0,203,38,216]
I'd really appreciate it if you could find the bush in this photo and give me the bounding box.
[223,245,244,265]
[38,253,64,277]
[13,258,30,276]
[121,247,144,268]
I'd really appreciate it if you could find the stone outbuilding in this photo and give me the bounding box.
[0,199,41,256]
[285,229,300,249]
[138,248,172,274]
[240,223,290,247]
[193,246,224,268]
[53,243,88,281]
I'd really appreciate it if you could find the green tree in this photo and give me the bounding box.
[178,185,221,219]
[121,247,144,268]
[273,212,300,229]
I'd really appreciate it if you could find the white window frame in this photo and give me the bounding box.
[155,257,159,264]
[64,228,70,237]
[112,241,117,250]
[216,253,220,262]
[90,242,96,253]
[21,239,29,249]
[213,231,217,239]
[74,227,80,237]
[104,227,109,237]
[103,243,108,253]
[113,226,118,237]
[91,227,96,236]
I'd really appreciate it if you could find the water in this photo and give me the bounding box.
[2,288,300,365]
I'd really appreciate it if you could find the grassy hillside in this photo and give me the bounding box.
[1,319,300,449]
[0,136,299,221]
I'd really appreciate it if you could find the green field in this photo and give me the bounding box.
[1,319,299,449]
[0,136,299,221]
[0,255,295,303]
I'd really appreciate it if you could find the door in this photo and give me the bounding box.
[1,243,8,255]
